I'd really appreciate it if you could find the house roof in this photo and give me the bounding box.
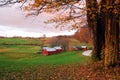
[81,46,87,48]
[54,46,62,50]
[43,46,62,51]
[43,47,56,51]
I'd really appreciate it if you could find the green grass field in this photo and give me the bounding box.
[0,38,91,80]
[0,45,90,72]
[0,38,90,72]
[0,37,41,45]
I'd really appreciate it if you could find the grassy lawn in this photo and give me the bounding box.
[0,37,41,45]
[0,38,91,79]
[0,44,90,72]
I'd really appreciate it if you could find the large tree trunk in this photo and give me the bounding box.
[86,0,119,67]
[86,0,105,61]
[104,15,119,67]
[104,1,120,67]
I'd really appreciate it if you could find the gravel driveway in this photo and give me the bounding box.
[82,50,92,56]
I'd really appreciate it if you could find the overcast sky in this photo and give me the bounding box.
[0,5,76,37]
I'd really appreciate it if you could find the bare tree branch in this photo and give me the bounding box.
[0,0,21,7]
[0,0,87,29]
[20,0,27,9]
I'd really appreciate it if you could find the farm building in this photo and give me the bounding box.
[54,46,63,52]
[42,46,62,55]
[69,46,88,51]
[81,46,88,50]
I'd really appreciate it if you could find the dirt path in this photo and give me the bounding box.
[82,50,92,56]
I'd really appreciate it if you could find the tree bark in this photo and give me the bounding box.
[104,15,119,67]
[86,0,119,67]
[86,0,105,61]
[104,1,119,67]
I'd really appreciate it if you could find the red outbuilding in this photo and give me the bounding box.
[42,46,62,55]
[81,46,88,50]
[54,46,63,53]
[42,47,56,55]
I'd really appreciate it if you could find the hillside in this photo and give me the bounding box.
[0,37,42,45]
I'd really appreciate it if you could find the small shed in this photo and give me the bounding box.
[73,46,81,50]
[70,46,82,51]
[81,46,87,50]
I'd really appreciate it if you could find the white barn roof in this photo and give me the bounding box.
[43,47,56,51]
[46,48,56,51]
[54,46,62,50]
[43,46,62,51]
[81,46,87,48]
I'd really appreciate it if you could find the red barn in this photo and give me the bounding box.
[42,46,62,55]
[42,47,56,55]
[54,46,63,53]
[81,46,87,50]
